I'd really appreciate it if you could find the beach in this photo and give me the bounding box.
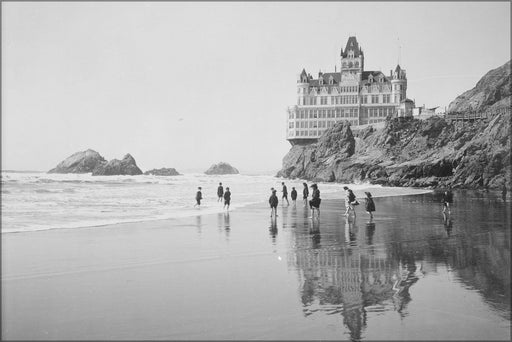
[2,190,510,340]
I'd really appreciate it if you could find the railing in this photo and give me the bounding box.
[445,106,510,122]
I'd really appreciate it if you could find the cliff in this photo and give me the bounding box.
[448,60,511,112]
[48,149,106,173]
[278,60,511,190]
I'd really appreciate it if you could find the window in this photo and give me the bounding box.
[372,95,379,104]
[383,94,390,103]
[362,96,367,104]
[289,122,294,128]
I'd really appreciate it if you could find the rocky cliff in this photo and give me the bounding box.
[92,154,143,176]
[278,60,511,190]
[448,60,511,112]
[204,162,239,175]
[48,149,106,173]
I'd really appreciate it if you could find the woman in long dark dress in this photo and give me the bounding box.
[364,191,375,220]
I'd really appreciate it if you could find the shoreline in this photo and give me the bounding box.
[1,185,434,235]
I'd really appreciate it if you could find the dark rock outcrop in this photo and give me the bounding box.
[204,162,239,175]
[278,60,511,191]
[48,149,106,174]
[92,154,143,176]
[144,168,181,176]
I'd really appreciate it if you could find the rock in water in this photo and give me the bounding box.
[204,162,239,175]
[48,149,106,173]
[92,154,143,176]
[144,168,181,176]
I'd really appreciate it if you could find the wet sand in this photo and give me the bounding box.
[2,191,510,340]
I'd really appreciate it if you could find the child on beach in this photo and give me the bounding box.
[291,187,297,205]
[364,192,376,220]
[223,187,231,210]
[217,183,224,202]
[269,188,279,217]
[194,187,202,208]
[303,183,309,206]
[344,186,358,218]
[281,182,289,205]
[309,184,321,218]
[442,189,453,214]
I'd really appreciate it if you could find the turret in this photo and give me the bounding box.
[390,64,407,104]
[297,68,310,106]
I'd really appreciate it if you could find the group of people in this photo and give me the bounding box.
[194,182,231,210]
[196,181,455,221]
[269,182,375,220]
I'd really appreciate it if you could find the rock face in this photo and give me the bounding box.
[448,60,511,113]
[144,168,181,176]
[204,162,239,175]
[91,154,143,176]
[278,60,511,191]
[48,149,106,173]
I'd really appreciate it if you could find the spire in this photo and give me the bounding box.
[342,36,361,57]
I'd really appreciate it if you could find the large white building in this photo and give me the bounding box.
[287,36,412,145]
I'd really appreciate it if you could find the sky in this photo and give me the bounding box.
[2,2,510,173]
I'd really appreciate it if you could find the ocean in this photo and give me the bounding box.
[1,171,431,233]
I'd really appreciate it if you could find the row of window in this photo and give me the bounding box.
[299,93,403,106]
[363,107,395,117]
[289,118,360,129]
[291,124,359,137]
[288,106,396,120]
[293,107,359,119]
[298,83,401,95]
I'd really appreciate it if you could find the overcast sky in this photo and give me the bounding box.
[2,2,510,173]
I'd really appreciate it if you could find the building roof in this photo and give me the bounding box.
[308,72,341,87]
[361,71,389,83]
[341,36,362,58]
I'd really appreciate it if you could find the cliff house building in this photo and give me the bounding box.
[287,36,411,145]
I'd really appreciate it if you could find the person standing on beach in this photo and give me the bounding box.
[344,186,358,218]
[303,182,309,206]
[364,192,376,220]
[309,184,321,218]
[217,183,224,202]
[291,187,297,205]
[223,187,231,211]
[269,188,279,217]
[281,182,289,205]
[442,189,453,214]
[194,187,203,208]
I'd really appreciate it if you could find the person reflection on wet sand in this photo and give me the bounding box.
[223,212,231,240]
[269,216,278,244]
[345,216,358,247]
[196,215,202,235]
[366,222,376,245]
[443,214,453,236]
[310,218,321,249]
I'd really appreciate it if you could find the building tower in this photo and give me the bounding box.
[390,64,407,105]
[340,36,364,83]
